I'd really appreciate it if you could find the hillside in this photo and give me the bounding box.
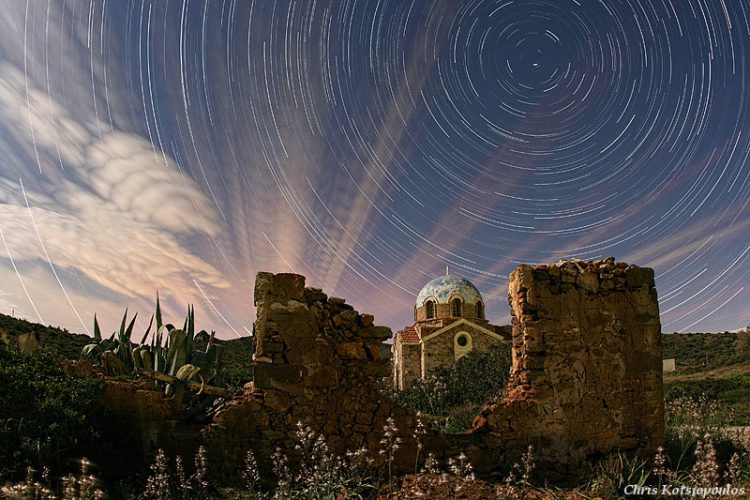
[0,313,90,359]
[3,311,749,423]
[0,312,256,384]
[663,331,750,425]
[663,331,750,373]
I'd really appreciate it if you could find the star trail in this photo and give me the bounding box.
[0,0,748,336]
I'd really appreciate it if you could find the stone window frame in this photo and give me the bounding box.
[449,295,463,317]
[425,299,436,319]
[454,330,473,360]
[476,300,484,319]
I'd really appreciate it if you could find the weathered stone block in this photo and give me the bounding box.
[476,260,664,479]
[253,364,303,390]
[255,272,306,305]
[304,365,339,388]
[336,342,368,359]
[576,272,599,293]
[304,287,327,303]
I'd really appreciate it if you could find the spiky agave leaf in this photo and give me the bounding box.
[201,346,223,382]
[140,314,154,345]
[131,346,144,370]
[93,314,102,341]
[172,364,201,404]
[155,292,163,331]
[165,329,189,377]
[140,348,154,372]
[101,350,127,376]
[185,305,195,362]
[175,363,201,382]
[118,309,128,342]
[81,343,102,360]
[124,312,138,343]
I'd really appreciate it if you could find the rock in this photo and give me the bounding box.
[576,272,599,293]
[17,332,40,354]
[359,313,374,327]
[336,342,368,360]
[304,287,327,303]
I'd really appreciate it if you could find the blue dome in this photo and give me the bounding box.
[415,274,483,308]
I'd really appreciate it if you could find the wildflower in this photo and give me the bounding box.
[726,451,742,485]
[421,452,440,475]
[145,449,171,500]
[193,445,210,495]
[520,445,535,484]
[176,455,191,495]
[652,446,668,484]
[692,437,720,487]
[413,412,427,473]
[243,450,261,492]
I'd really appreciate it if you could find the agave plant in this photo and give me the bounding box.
[81,294,225,404]
[81,309,148,377]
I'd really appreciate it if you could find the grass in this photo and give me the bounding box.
[663,330,750,426]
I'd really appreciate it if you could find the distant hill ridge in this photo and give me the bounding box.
[0,312,90,360]
[663,330,750,374]
[0,312,256,384]
[2,311,746,386]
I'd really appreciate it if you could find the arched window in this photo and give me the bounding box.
[476,300,484,319]
[425,300,435,319]
[451,298,462,317]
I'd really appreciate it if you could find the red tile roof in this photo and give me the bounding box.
[399,325,421,344]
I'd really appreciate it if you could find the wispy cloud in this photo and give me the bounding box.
[0,59,230,333]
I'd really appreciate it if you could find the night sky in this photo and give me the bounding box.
[0,0,748,338]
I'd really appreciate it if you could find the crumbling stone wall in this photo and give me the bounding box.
[113,262,662,484]
[204,273,420,481]
[469,258,664,478]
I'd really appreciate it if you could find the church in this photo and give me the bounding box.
[391,271,510,390]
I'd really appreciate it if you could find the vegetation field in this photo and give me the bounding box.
[664,330,750,426]
[1,314,750,497]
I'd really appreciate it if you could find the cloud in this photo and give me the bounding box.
[0,59,230,332]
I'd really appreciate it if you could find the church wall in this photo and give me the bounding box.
[422,325,458,376]
[398,342,422,390]
[415,301,482,322]
[469,326,506,355]
[422,323,507,378]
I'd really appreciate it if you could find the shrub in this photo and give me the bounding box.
[388,345,511,430]
[0,343,105,481]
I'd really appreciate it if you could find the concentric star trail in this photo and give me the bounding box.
[0,0,748,335]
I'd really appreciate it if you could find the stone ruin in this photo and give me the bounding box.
[203,272,421,481]
[89,259,664,483]
[467,258,664,477]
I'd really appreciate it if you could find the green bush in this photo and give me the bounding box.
[0,343,105,481]
[389,345,511,431]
